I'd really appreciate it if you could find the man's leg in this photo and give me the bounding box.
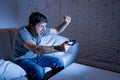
[14,58,45,80]
[36,55,64,75]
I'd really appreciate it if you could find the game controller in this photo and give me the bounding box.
[68,40,76,45]
[64,40,77,51]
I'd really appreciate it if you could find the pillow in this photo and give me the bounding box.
[0,59,27,80]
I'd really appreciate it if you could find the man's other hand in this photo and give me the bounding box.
[64,16,71,24]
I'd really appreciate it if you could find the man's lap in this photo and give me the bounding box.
[14,55,64,69]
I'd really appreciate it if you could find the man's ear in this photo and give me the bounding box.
[29,24,35,30]
[29,24,34,28]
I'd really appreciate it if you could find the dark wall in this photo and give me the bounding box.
[16,0,120,72]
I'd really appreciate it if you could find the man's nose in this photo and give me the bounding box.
[42,27,45,31]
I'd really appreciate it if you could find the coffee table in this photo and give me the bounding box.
[48,63,120,80]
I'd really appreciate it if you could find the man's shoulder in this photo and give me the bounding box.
[16,26,32,41]
[19,25,27,30]
[18,26,28,32]
[17,26,30,36]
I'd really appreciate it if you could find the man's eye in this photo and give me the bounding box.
[38,24,41,26]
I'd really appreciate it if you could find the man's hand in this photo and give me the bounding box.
[50,16,71,35]
[54,41,69,52]
[64,16,71,24]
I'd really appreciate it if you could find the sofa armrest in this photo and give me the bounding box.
[43,41,79,67]
[67,41,79,61]
[39,34,79,68]
[60,41,79,67]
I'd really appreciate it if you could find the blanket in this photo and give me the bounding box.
[0,59,27,80]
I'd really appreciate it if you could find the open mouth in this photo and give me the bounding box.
[39,31,44,35]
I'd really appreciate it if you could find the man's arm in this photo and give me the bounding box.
[23,40,67,54]
[50,16,71,34]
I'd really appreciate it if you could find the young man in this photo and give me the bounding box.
[12,12,71,80]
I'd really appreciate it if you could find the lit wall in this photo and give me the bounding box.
[0,0,18,28]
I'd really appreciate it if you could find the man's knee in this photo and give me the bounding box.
[54,58,64,68]
[52,58,64,75]
[52,58,64,73]
[27,65,45,80]
[58,58,64,67]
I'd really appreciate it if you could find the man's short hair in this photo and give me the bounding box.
[29,12,48,26]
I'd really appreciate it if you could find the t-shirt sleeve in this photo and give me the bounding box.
[17,27,50,45]
[18,28,31,44]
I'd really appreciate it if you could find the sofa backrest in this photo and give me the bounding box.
[0,29,11,60]
[9,28,19,50]
[0,28,18,60]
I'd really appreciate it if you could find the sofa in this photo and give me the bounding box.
[0,28,79,80]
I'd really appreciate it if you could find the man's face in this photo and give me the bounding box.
[35,22,47,37]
